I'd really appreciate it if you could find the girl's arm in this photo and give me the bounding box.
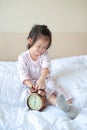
[23,79,37,93]
[23,79,33,89]
[40,68,50,80]
[36,68,50,89]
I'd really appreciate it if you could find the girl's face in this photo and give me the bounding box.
[29,37,50,56]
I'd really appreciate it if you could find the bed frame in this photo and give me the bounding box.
[0,32,87,61]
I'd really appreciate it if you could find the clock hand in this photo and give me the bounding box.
[34,100,36,106]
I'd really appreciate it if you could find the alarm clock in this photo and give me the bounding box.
[27,93,47,111]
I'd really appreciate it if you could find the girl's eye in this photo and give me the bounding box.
[43,47,47,50]
[37,46,40,48]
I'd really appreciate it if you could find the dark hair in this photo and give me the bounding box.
[27,24,52,49]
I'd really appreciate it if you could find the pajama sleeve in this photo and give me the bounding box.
[17,55,31,83]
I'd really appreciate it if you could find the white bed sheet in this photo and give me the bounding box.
[0,55,87,130]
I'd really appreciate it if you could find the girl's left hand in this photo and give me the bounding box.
[35,78,45,90]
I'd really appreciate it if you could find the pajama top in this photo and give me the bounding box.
[17,50,51,83]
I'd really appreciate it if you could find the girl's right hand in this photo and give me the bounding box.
[35,77,45,90]
[38,89,46,96]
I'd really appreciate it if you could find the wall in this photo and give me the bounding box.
[0,0,86,32]
[0,0,87,60]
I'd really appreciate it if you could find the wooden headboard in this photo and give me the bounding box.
[0,32,87,61]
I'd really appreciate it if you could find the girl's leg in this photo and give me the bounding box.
[48,93,69,111]
[48,93,57,105]
[46,79,72,111]
[46,79,79,119]
[48,93,79,120]
[58,85,73,104]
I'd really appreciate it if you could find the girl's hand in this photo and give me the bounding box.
[38,89,46,96]
[35,78,45,90]
[30,85,38,93]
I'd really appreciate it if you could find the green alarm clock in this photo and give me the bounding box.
[27,93,47,111]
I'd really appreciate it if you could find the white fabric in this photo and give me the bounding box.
[0,55,87,130]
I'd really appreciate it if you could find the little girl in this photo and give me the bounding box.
[17,24,79,119]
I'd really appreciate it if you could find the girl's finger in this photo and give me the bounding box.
[35,85,39,90]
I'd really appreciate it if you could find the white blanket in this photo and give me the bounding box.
[0,55,87,130]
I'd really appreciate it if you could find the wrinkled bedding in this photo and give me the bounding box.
[0,55,87,130]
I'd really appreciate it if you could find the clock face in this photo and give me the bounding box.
[27,94,42,110]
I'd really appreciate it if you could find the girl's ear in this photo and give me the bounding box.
[27,38,33,45]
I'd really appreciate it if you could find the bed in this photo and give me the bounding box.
[0,55,87,130]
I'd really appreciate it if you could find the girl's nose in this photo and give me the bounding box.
[39,48,43,52]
